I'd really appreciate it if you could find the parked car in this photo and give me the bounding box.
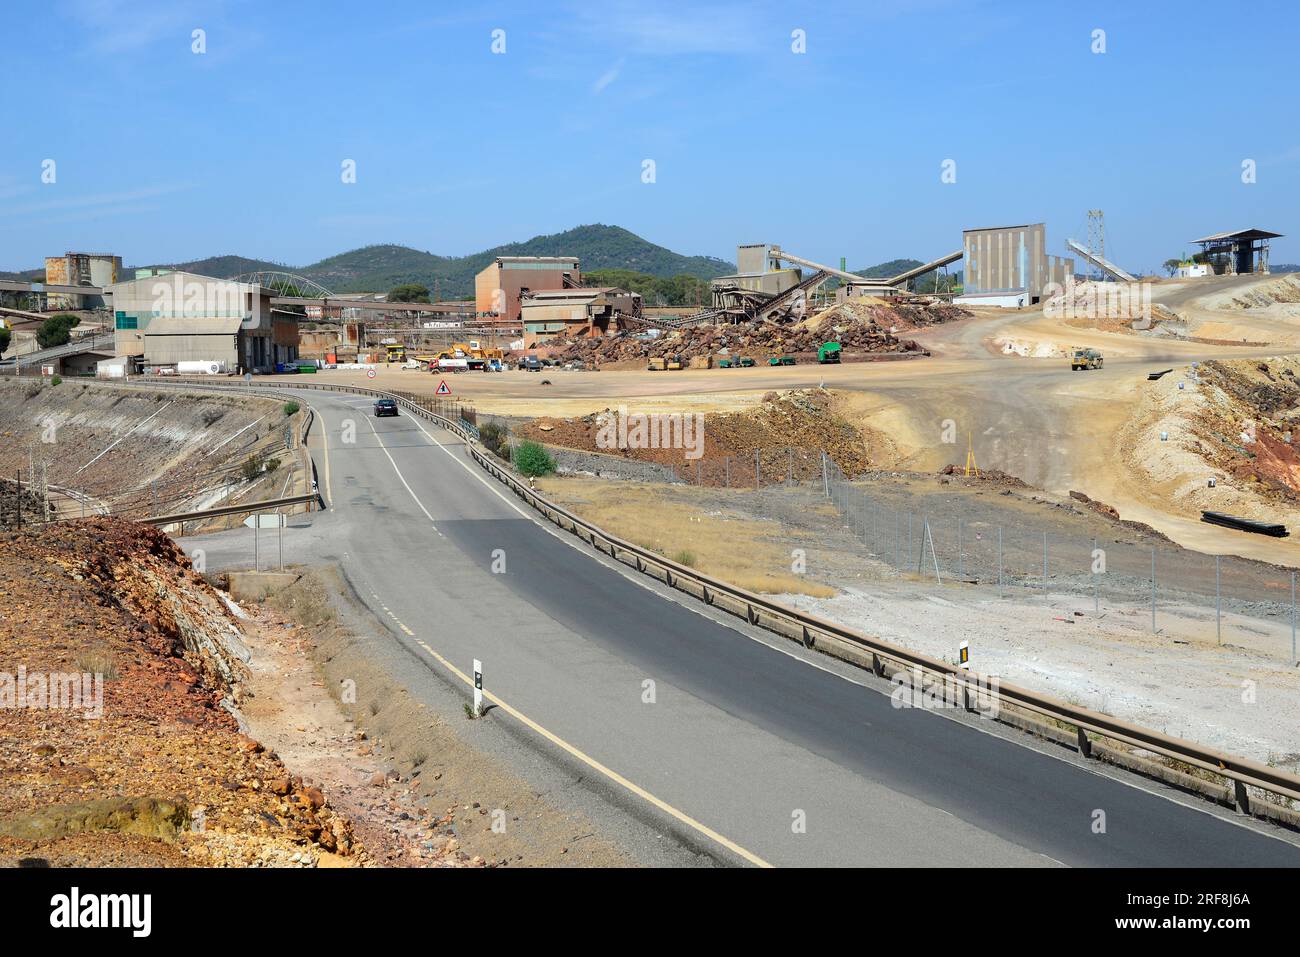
[373,398,399,417]
[522,356,542,372]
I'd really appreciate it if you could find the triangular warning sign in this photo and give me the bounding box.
[435,379,452,396]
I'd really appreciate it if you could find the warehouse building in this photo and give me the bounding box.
[106,271,298,372]
[520,287,642,347]
[955,223,1073,308]
[474,256,581,325]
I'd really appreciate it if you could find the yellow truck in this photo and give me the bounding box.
[1070,348,1103,371]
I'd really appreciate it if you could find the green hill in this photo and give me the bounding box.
[123,225,735,298]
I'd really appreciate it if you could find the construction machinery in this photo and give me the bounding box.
[666,356,684,371]
[384,343,406,362]
[817,342,842,364]
[1071,348,1104,371]
[768,355,796,366]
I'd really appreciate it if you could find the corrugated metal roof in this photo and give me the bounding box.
[1191,228,1283,243]
[143,317,245,336]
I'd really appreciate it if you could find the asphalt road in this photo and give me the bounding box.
[184,387,1300,867]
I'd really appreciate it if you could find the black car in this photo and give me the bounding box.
[373,398,399,417]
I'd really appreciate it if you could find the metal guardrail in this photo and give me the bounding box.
[141,492,316,527]
[88,375,1300,814]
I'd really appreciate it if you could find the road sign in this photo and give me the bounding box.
[473,659,483,716]
[436,379,452,396]
[366,369,376,379]
[959,641,970,670]
[243,513,286,529]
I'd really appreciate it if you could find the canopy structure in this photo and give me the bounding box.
[1190,229,1283,275]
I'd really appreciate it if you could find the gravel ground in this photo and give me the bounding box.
[550,476,1300,769]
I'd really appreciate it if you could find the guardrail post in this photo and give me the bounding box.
[1077,726,1092,758]
[871,653,884,678]
[1234,779,1250,815]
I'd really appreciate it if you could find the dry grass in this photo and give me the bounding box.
[545,478,837,598]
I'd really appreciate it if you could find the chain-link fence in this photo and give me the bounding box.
[826,458,1300,663]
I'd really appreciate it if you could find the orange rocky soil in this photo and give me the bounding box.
[516,388,877,483]
[0,519,365,867]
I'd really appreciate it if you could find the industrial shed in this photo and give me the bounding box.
[521,287,642,347]
[1190,229,1282,275]
[142,316,242,368]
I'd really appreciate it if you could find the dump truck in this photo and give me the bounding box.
[768,355,796,366]
[818,342,842,364]
[737,357,756,368]
[1071,348,1103,371]
[648,357,667,371]
[666,356,684,370]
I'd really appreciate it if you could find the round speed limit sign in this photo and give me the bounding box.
[367,369,376,379]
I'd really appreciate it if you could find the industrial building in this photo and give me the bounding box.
[106,271,299,373]
[710,244,804,313]
[1190,228,1282,275]
[474,256,581,324]
[955,224,1074,308]
[43,252,121,309]
[521,287,642,347]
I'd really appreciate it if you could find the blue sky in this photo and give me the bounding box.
[2,0,1297,274]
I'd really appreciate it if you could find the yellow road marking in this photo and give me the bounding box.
[411,637,773,868]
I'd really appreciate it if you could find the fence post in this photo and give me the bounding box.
[1206,556,1216,647]
[1151,547,1156,633]
[1093,536,1100,614]
[997,526,1003,598]
[821,452,829,498]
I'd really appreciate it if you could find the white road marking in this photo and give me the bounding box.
[363,412,438,528]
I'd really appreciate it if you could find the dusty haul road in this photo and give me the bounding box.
[275,273,1300,564]
[185,386,1300,867]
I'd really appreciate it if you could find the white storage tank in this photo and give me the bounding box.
[177,360,228,375]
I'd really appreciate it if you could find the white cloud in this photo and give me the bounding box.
[592,58,626,94]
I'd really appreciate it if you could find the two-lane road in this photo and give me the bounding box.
[187,387,1300,867]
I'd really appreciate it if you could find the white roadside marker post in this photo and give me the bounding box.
[473,659,483,717]
[959,640,970,671]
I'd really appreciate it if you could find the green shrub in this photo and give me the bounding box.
[671,550,697,567]
[514,441,556,477]
[49,375,62,386]
[282,401,300,416]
